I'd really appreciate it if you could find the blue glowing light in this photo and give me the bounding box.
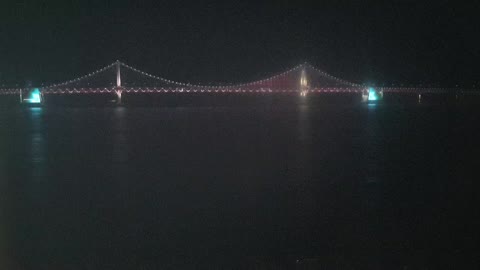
[368,87,378,101]
[26,88,41,103]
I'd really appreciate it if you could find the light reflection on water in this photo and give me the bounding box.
[0,109,10,270]
[293,104,312,183]
[112,107,128,164]
[0,104,477,269]
[27,107,46,179]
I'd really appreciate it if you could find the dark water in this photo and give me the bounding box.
[1,103,479,269]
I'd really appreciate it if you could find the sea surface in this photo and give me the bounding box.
[0,103,479,269]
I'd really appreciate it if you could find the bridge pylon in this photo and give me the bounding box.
[115,60,123,104]
[300,65,309,97]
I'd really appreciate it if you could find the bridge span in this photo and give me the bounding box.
[0,61,474,105]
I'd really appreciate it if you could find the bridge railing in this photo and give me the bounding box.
[0,88,24,95]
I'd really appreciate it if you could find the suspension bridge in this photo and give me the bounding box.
[0,61,473,105]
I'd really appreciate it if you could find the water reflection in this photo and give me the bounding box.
[291,104,315,214]
[0,107,48,269]
[364,102,382,180]
[27,107,47,180]
[293,104,312,180]
[111,107,129,179]
[0,109,11,269]
[0,104,472,269]
[297,104,312,144]
[361,102,384,267]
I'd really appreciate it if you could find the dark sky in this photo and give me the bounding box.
[1,0,479,87]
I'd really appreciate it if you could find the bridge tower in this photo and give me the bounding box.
[300,65,309,97]
[115,60,123,104]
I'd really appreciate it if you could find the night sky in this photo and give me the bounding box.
[1,0,479,87]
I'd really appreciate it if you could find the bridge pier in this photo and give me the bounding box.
[39,91,44,105]
[115,89,122,105]
[19,89,23,104]
[362,89,369,102]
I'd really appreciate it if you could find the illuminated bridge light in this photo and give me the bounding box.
[368,87,378,101]
[25,88,42,103]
